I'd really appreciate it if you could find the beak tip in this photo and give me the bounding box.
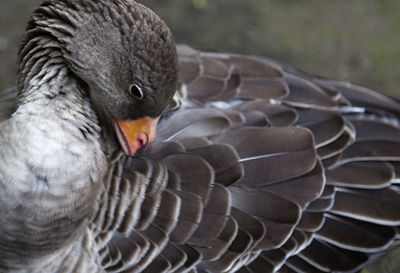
[114,117,159,156]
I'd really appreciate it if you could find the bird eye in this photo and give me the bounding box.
[129,84,144,100]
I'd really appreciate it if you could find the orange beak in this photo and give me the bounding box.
[113,116,159,156]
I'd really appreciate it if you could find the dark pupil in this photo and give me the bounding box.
[131,85,143,99]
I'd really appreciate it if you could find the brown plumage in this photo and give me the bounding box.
[0,0,400,272]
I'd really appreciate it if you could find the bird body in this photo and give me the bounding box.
[1,0,400,272]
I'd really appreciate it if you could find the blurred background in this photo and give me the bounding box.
[1,0,400,272]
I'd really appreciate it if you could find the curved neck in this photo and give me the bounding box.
[0,62,106,266]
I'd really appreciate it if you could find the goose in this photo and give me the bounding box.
[1,0,400,272]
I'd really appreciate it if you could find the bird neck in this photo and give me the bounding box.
[0,62,107,267]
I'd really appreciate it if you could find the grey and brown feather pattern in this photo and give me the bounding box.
[1,1,400,272]
[100,45,400,273]
[69,44,400,273]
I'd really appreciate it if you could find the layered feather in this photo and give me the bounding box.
[85,45,400,273]
[3,42,400,273]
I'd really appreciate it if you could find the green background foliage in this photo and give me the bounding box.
[1,1,400,272]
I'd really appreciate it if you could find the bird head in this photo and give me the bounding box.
[19,0,179,155]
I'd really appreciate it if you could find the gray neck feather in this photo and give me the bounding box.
[0,35,106,268]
